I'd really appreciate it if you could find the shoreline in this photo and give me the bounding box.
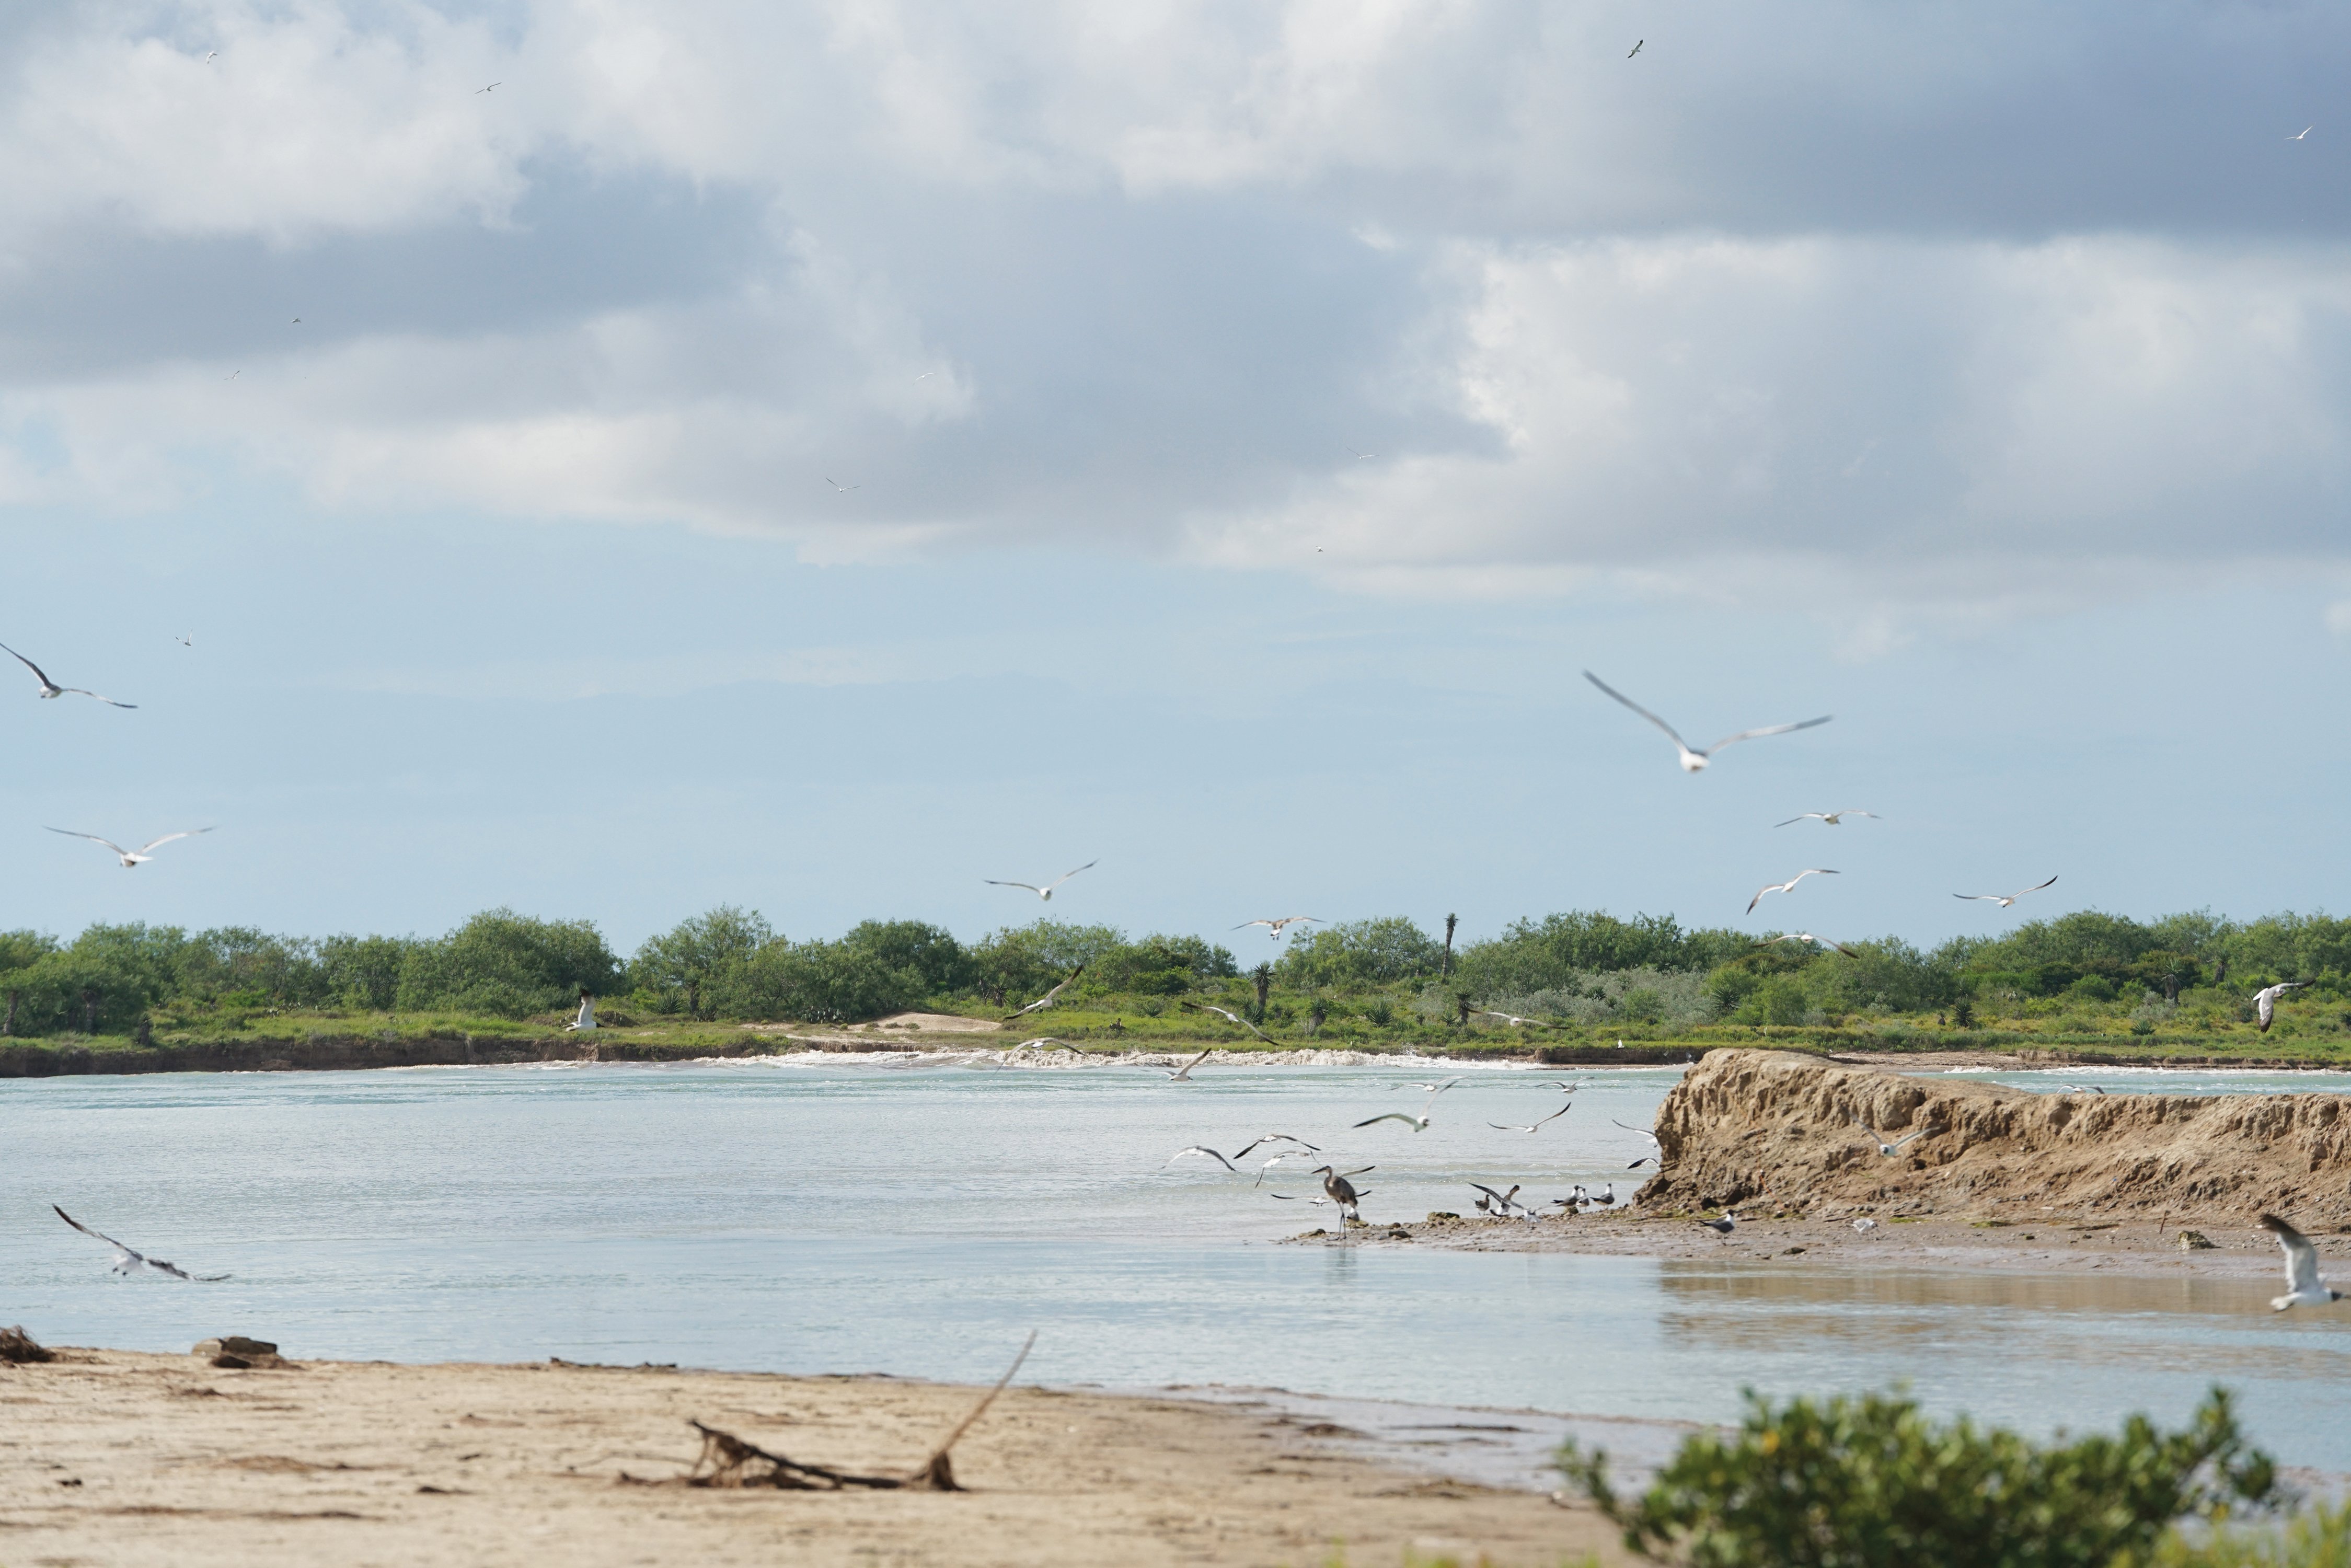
[0,1344,1628,1567]
[1300,1206,2339,1285]
[10,1037,2351,1080]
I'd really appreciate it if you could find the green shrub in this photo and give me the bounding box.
[1562,1387,2275,1568]
[2146,1499,2351,1566]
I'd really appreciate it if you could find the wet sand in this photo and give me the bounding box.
[1308,1206,2329,1285]
[0,1347,1629,1567]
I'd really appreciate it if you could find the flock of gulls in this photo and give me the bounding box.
[28,650,2336,1313]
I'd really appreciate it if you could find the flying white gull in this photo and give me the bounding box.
[1748,869,1837,915]
[986,860,1097,901]
[2254,981,2310,1033]
[1614,1118,1664,1170]
[1355,1110,1431,1133]
[53,1204,227,1281]
[1470,1183,1525,1216]
[1163,1146,1238,1172]
[1760,932,1859,957]
[563,990,596,1033]
[1394,1078,1462,1097]
[1776,810,1879,828]
[1584,671,1830,774]
[1,641,136,707]
[1232,916,1320,939]
[1955,876,2058,908]
[824,476,859,492]
[1233,1134,1320,1159]
[1474,1009,1561,1028]
[477,82,500,93]
[48,827,214,869]
[1489,1104,1571,1134]
[2260,1214,2343,1310]
[1854,1119,1934,1157]
[2290,126,2313,140]
[1180,1000,1272,1043]
[1627,39,1643,56]
[1005,965,1084,1019]
[1164,1047,1213,1081]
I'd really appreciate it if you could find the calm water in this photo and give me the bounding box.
[7,1056,2351,1470]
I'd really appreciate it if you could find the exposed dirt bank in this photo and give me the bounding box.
[0,1348,1621,1567]
[1635,1049,2351,1229]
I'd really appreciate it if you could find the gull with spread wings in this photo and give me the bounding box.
[2254,981,2310,1033]
[2260,1214,2343,1310]
[1490,1104,1571,1134]
[1005,965,1084,1019]
[1232,916,1320,939]
[1584,671,1830,774]
[1747,868,1836,915]
[48,826,214,869]
[53,1204,227,1281]
[1759,932,1859,957]
[986,860,1097,902]
[1776,810,1878,828]
[1180,1000,1272,1043]
[1855,1119,1935,1158]
[2,641,135,708]
[1955,876,2057,909]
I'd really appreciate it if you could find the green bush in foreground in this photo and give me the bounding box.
[2150,1501,2351,1567]
[1561,1387,2276,1567]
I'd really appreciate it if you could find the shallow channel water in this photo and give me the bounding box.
[6,1056,2350,1473]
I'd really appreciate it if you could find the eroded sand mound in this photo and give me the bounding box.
[1640,1050,2351,1226]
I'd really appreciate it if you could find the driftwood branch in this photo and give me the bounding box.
[670,1330,1037,1493]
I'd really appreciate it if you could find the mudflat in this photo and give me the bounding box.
[0,1347,1624,1568]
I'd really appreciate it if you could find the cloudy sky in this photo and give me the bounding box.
[3,0,2346,956]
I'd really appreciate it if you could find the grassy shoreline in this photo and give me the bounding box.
[7,1003,2351,1076]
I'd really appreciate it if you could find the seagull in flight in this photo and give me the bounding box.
[1954,875,2058,909]
[1776,810,1879,828]
[824,477,859,493]
[477,82,500,93]
[986,860,1097,901]
[1164,1047,1213,1080]
[1234,1134,1320,1159]
[1355,1110,1432,1133]
[1395,1077,1462,1097]
[1005,964,1085,1020]
[2290,126,2313,140]
[1471,1183,1525,1216]
[53,1205,227,1281]
[1583,671,1830,774]
[2260,1214,2343,1310]
[2254,981,2310,1033]
[1759,932,1859,957]
[2057,1082,2106,1096]
[1854,1119,1933,1158]
[48,827,214,869]
[1180,1000,1273,1043]
[1473,1009,1561,1028]
[204,50,217,62]
[174,632,194,647]
[1163,1145,1238,1172]
[2,641,136,707]
[1489,1104,1571,1134]
[1344,445,1375,460]
[1627,39,1643,56]
[1747,869,1837,915]
[1232,916,1320,939]
[1613,1118,1664,1170]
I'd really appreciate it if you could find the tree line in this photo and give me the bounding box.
[0,904,2342,1037]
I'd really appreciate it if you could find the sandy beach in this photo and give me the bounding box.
[0,1345,1628,1568]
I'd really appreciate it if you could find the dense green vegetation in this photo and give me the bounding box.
[0,903,2345,1054]
[1563,1387,2281,1567]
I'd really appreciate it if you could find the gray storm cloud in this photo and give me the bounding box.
[3,0,2347,618]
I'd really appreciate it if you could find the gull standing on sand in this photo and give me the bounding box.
[1583,671,1830,774]
[47,827,214,869]
[2260,1215,2343,1309]
[1748,869,1837,915]
[52,1205,227,1281]
[1854,1119,1934,1157]
[1699,1212,1739,1237]
[1179,1000,1273,1043]
[1232,917,1320,939]
[2,642,135,707]
[1489,1104,1570,1134]
[986,861,1097,902]
[1776,811,1878,828]
[1005,965,1085,1019]
[1163,1048,1212,1080]
[2254,982,2310,1033]
[1955,876,2058,909]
